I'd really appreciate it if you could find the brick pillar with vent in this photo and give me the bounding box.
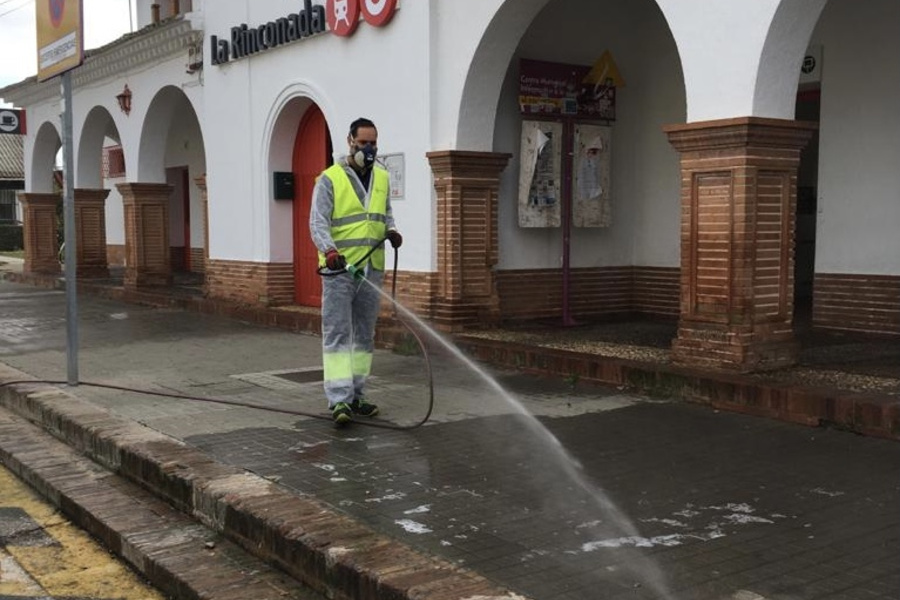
[17,192,60,275]
[426,151,511,332]
[664,117,815,372]
[116,183,173,287]
[73,188,110,279]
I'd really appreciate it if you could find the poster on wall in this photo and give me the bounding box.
[518,120,562,228]
[572,124,612,228]
[381,153,405,201]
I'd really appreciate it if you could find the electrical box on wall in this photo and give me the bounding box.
[273,172,294,200]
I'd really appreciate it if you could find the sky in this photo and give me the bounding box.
[0,0,134,106]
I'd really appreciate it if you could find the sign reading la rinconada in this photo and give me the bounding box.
[211,0,398,65]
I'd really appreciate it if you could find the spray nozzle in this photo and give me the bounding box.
[346,264,365,280]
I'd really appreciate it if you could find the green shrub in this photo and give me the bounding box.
[0,224,23,251]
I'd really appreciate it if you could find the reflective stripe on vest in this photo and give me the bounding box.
[318,165,389,270]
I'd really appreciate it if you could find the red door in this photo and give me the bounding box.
[292,104,332,306]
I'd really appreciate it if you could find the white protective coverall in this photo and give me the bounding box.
[309,158,397,408]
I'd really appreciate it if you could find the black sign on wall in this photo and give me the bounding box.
[211,0,326,65]
[0,109,25,135]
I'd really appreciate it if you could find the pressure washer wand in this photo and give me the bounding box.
[346,263,365,280]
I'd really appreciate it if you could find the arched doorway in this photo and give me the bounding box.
[130,85,206,288]
[292,104,332,306]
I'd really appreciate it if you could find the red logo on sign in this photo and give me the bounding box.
[49,0,65,27]
[326,0,360,37]
[326,0,397,36]
[361,0,397,27]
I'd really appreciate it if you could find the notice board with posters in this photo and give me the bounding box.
[517,55,620,229]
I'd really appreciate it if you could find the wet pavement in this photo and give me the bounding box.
[0,278,898,599]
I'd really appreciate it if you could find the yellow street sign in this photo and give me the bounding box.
[36,0,84,81]
[584,50,625,88]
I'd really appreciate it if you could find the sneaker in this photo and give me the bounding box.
[350,396,379,417]
[332,402,352,425]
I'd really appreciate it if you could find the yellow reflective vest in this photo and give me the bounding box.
[318,164,390,270]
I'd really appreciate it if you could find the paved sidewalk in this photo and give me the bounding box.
[3,256,897,441]
[0,279,898,600]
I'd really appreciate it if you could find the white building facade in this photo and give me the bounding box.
[2,0,898,372]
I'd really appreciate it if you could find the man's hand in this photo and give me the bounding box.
[325,249,346,271]
[387,230,403,249]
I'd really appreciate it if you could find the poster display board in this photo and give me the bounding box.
[518,120,563,228]
[515,53,622,322]
[517,54,621,229]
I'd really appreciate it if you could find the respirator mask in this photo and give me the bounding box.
[352,142,377,170]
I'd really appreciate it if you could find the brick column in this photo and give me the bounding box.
[17,192,60,275]
[74,188,110,279]
[194,174,209,287]
[665,117,815,372]
[426,151,511,331]
[116,183,173,288]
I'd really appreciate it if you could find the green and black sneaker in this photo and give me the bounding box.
[332,402,353,426]
[350,396,379,418]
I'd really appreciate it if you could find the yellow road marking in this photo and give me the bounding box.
[0,467,165,599]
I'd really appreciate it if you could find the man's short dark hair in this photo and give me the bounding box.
[349,118,376,138]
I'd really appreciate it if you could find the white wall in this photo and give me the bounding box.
[437,0,823,154]
[431,0,548,152]
[265,94,311,264]
[493,0,684,270]
[14,0,898,282]
[104,175,126,246]
[24,106,61,194]
[62,49,204,253]
[203,1,434,268]
[812,0,900,275]
[655,0,773,121]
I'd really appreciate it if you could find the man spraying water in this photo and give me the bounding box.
[309,117,403,425]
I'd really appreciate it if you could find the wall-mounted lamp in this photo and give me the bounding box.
[186,42,203,74]
[116,85,132,116]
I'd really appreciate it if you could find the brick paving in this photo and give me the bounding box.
[0,278,898,599]
[0,407,326,600]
